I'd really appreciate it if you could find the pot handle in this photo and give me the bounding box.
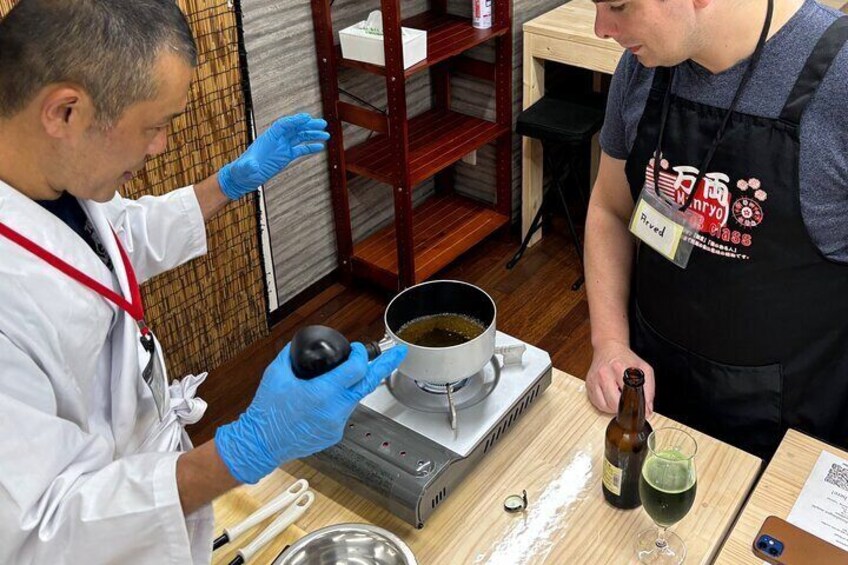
[495,344,526,367]
[364,336,396,361]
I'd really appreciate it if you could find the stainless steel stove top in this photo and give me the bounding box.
[306,331,552,528]
[361,332,553,457]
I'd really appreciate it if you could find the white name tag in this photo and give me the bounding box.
[630,198,685,259]
[629,186,696,268]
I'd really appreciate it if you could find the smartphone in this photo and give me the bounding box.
[752,515,848,564]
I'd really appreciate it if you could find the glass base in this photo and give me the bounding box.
[635,528,686,564]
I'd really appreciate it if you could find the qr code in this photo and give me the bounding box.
[824,464,848,492]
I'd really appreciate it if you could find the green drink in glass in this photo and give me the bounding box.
[640,450,697,526]
[635,428,698,564]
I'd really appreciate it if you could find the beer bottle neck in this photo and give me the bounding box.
[616,381,646,429]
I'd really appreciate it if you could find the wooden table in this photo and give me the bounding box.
[520,0,847,249]
[715,429,848,563]
[521,0,622,248]
[213,370,760,564]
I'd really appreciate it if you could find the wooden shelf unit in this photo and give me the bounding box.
[311,0,513,290]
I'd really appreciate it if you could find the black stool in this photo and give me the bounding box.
[509,96,606,290]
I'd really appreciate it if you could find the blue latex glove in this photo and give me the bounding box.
[217,113,330,199]
[215,342,407,484]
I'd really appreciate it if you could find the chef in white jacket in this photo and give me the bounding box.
[0,1,407,564]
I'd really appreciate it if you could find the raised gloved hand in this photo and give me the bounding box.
[217,113,330,200]
[215,342,407,484]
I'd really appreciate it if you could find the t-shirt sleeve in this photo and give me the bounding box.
[599,53,633,160]
[799,46,848,263]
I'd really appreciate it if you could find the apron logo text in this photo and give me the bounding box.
[646,159,767,261]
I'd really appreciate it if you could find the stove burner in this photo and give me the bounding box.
[415,378,471,395]
[388,358,500,413]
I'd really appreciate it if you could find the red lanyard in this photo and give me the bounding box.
[0,221,150,335]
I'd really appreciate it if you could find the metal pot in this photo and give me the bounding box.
[273,523,417,565]
[373,280,497,385]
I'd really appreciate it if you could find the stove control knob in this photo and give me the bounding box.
[415,459,434,476]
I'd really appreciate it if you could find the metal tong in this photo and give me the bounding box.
[213,479,315,565]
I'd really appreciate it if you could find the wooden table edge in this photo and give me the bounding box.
[714,429,848,564]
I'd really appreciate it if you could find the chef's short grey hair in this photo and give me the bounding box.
[0,0,197,126]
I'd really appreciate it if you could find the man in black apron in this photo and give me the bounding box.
[584,0,848,459]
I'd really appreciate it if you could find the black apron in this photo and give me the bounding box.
[625,16,848,459]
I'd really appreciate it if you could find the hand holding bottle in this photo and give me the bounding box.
[586,340,655,415]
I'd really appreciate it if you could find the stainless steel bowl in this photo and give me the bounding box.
[273,523,417,565]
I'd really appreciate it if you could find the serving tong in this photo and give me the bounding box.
[213,478,315,565]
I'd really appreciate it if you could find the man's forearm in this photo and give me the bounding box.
[176,439,240,515]
[585,201,636,349]
[194,174,231,221]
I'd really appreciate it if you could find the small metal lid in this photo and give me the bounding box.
[503,490,528,513]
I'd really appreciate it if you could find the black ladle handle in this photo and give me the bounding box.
[290,325,393,380]
[364,341,382,361]
[365,336,396,361]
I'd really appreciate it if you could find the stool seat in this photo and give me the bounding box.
[510,95,606,290]
[516,96,605,145]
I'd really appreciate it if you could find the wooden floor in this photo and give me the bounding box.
[188,220,592,444]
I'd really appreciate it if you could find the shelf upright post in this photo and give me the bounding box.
[310,0,354,282]
[381,0,415,289]
[431,0,454,198]
[494,0,514,219]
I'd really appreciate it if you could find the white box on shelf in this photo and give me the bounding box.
[339,12,427,70]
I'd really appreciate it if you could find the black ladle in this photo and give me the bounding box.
[290,325,382,379]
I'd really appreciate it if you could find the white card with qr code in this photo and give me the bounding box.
[786,450,848,551]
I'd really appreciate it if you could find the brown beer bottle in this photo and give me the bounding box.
[602,368,652,509]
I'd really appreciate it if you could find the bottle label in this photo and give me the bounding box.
[603,457,623,496]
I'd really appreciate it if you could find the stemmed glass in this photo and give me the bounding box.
[635,428,698,564]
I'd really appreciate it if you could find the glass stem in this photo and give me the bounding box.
[656,526,668,551]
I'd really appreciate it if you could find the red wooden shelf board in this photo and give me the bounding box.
[352,194,509,286]
[345,109,509,186]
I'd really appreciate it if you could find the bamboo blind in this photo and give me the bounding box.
[0,0,268,378]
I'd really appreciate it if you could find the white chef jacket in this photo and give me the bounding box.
[0,179,214,564]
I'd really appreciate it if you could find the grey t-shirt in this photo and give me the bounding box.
[600,0,848,262]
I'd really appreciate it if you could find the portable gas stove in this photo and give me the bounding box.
[306,331,552,528]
